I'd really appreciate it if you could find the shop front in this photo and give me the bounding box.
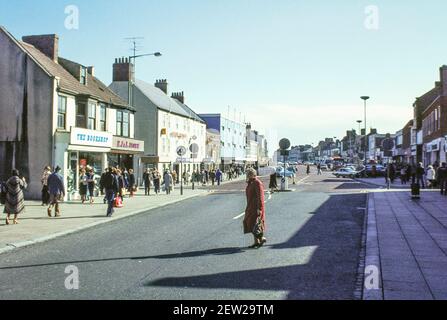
[424,137,446,167]
[109,136,144,170]
[65,128,112,199]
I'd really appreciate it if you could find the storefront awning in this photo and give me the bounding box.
[67,145,111,153]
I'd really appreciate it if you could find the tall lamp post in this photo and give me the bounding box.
[356,120,362,165]
[361,96,370,167]
[127,51,161,182]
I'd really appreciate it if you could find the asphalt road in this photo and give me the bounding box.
[0,169,372,300]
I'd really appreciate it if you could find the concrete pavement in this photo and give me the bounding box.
[0,171,366,300]
[0,176,248,255]
[363,190,447,300]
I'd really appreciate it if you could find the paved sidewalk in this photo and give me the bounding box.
[364,190,447,300]
[0,186,208,255]
[0,174,248,255]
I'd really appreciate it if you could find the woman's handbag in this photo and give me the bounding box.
[252,216,264,237]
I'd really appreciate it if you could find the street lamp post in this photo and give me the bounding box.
[126,51,161,181]
[361,96,370,168]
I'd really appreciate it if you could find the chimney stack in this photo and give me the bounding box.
[440,65,447,96]
[155,79,168,94]
[171,91,185,104]
[22,34,59,62]
[113,57,134,82]
[87,66,95,77]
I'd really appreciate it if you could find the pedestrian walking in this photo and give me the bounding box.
[306,164,310,175]
[210,170,216,186]
[79,168,88,204]
[116,169,126,202]
[3,169,27,225]
[143,169,152,195]
[426,165,436,189]
[103,167,119,217]
[40,166,51,206]
[400,166,407,185]
[128,169,136,197]
[317,163,322,175]
[269,172,278,193]
[99,168,108,204]
[153,170,161,194]
[163,170,172,195]
[243,168,266,249]
[437,162,447,195]
[47,166,65,218]
[415,162,426,188]
[216,169,222,186]
[86,168,96,204]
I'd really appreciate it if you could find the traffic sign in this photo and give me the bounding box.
[189,143,199,154]
[176,146,187,157]
[279,138,291,150]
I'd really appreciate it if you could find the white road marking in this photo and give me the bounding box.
[233,212,245,220]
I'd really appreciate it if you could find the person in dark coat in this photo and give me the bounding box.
[3,169,27,225]
[306,164,311,175]
[415,162,426,188]
[47,166,65,217]
[209,170,216,186]
[153,170,161,194]
[128,169,136,197]
[216,169,222,186]
[269,172,278,193]
[143,169,152,196]
[243,168,266,249]
[437,162,447,195]
[103,167,119,217]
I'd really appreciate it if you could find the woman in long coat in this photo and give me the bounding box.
[4,169,27,225]
[243,168,266,248]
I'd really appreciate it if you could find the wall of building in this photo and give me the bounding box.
[0,30,53,199]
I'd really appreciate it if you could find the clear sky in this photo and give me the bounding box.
[2,0,447,150]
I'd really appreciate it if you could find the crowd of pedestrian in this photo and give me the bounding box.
[383,161,447,193]
[1,164,250,224]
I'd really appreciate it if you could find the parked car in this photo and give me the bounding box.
[276,167,296,178]
[333,168,361,178]
[365,164,386,177]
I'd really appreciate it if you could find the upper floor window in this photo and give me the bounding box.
[57,95,67,129]
[87,103,96,130]
[80,67,87,85]
[99,104,107,132]
[76,103,86,128]
[116,110,129,137]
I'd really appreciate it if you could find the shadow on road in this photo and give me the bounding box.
[146,193,366,299]
[0,193,366,299]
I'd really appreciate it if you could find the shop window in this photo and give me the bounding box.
[57,95,67,129]
[76,103,86,128]
[99,104,107,131]
[88,103,96,130]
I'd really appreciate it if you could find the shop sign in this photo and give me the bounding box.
[170,132,188,139]
[112,137,144,152]
[70,128,112,148]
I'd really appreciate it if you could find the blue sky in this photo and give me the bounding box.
[2,0,447,148]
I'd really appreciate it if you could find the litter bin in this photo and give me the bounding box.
[280,177,288,191]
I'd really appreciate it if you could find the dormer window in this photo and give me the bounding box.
[80,67,87,85]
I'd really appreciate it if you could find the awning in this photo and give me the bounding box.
[67,145,111,153]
